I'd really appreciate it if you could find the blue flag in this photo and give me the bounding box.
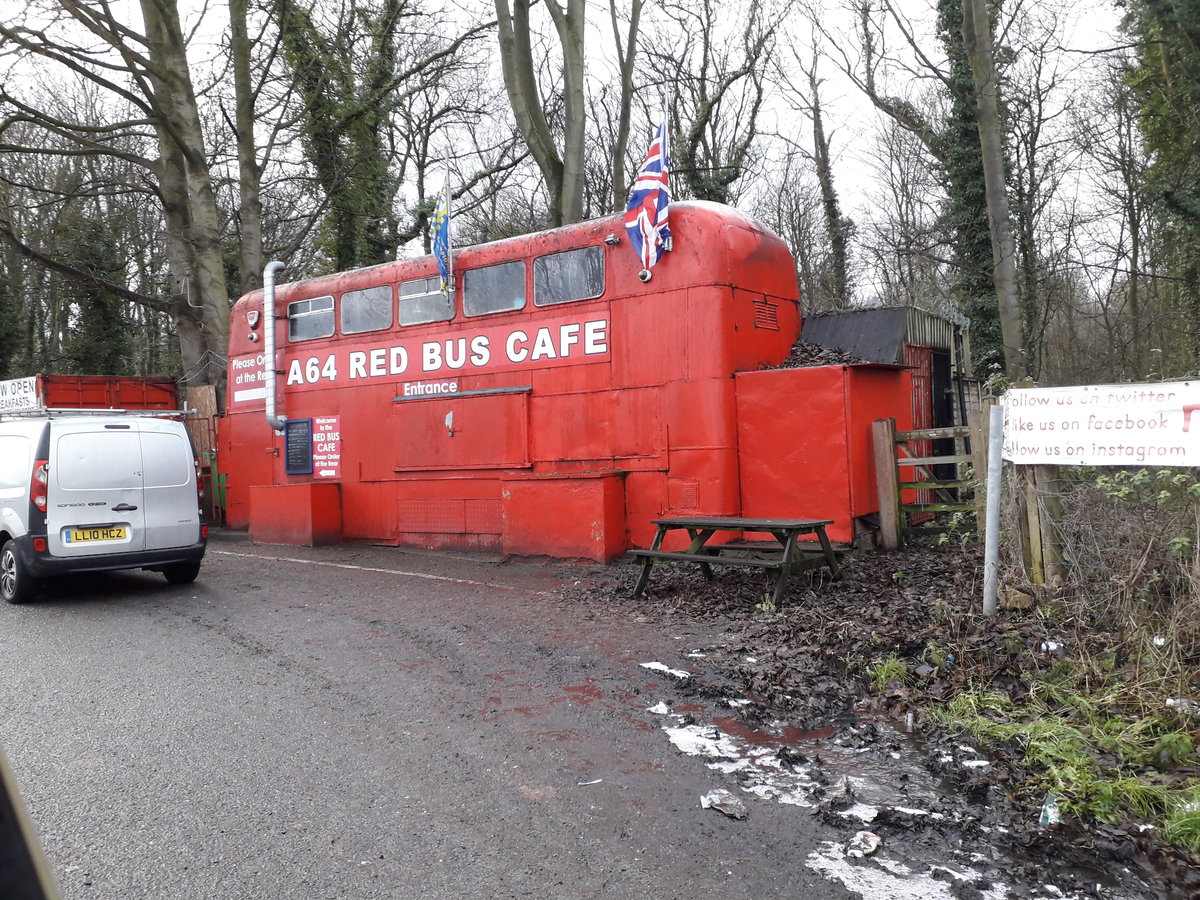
[624,121,672,269]
[430,176,451,292]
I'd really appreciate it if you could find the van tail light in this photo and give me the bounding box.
[31,459,49,512]
[195,457,205,501]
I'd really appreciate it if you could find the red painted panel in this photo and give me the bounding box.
[612,388,664,460]
[393,392,529,470]
[36,375,179,410]
[737,367,853,540]
[662,379,738,450]
[609,290,689,389]
[501,474,625,561]
[846,367,915,515]
[528,391,614,466]
[249,482,342,545]
[736,365,913,544]
[624,471,668,549]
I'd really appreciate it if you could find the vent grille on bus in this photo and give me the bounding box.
[752,298,780,331]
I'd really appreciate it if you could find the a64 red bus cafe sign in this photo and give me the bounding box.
[1002,380,1200,467]
[230,313,609,406]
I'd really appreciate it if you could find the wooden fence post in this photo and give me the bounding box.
[968,405,989,535]
[873,417,903,550]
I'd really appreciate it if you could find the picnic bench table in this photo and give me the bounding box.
[629,516,841,607]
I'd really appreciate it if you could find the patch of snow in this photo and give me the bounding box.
[640,661,690,679]
[663,723,741,758]
[839,802,880,823]
[646,701,672,715]
[962,759,991,768]
[891,806,944,820]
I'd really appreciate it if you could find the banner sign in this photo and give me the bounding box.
[0,377,41,412]
[230,313,609,408]
[1002,382,1200,466]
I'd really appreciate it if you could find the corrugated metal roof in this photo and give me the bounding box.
[802,307,910,364]
[802,305,971,371]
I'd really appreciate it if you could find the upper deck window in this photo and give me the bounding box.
[341,285,393,334]
[288,295,334,341]
[463,261,525,317]
[399,276,453,326]
[534,246,604,306]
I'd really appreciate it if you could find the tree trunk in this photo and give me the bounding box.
[142,0,231,405]
[808,67,850,307]
[495,0,584,226]
[230,0,264,295]
[608,0,642,213]
[961,0,1025,380]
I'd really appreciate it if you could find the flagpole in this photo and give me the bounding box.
[445,155,454,293]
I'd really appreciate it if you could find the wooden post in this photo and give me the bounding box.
[873,417,903,550]
[969,404,990,535]
[1020,466,1045,583]
[1034,465,1068,584]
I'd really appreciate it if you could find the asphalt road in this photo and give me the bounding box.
[0,534,853,900]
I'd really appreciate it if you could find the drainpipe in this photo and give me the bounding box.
[262,261,286,432]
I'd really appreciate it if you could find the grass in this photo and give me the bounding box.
[922,672,1200,851]
[886,467,1200,856]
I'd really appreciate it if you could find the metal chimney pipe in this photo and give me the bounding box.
[262,261,286,432]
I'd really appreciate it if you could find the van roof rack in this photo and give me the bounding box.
[0,407,193,419]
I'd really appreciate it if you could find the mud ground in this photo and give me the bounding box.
[558,544,1200,899]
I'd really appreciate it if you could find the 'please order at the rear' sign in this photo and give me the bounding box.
[1002,382,1200,466]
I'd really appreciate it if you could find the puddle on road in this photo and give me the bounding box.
[641,660,1144,900]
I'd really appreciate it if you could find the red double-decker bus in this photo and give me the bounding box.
[219,201,909,559]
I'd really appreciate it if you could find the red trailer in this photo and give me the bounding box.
[218,202,912,559]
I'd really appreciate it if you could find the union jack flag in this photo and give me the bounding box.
[624,121,672,269]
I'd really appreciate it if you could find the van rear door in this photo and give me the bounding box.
[137,419,199,551]
[47,420,147,558]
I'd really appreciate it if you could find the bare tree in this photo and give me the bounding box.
[772,45,854,307]
[962,0,1025,379]
[494,0,587,226]
[0,0,231,399]
[646,0,783,205]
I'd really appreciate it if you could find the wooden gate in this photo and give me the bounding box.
[872,416,989,550]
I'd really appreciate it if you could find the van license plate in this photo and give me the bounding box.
[65,526,127,544]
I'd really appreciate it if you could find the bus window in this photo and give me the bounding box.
[288,295,334,341]
[341,285,393,334]
[399,276,452,326]
[463,261,525,317]
[534,246,604,306]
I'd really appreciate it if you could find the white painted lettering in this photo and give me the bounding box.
[390,346,408,374]
[349,351,367,379]
[469,335,490,366]
[506,330,529,363]
[445,338,467,370]
[423,341,442,371]
[530,327,557,360]
[584,319,608,354]
[559,323,580,356]
[369,347,386,377]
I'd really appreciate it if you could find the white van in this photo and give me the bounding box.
[0,413,207,603]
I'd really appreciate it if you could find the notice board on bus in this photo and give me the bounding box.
[284,418,314,474]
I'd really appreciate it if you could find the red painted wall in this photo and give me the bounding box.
[735,365,914,544]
